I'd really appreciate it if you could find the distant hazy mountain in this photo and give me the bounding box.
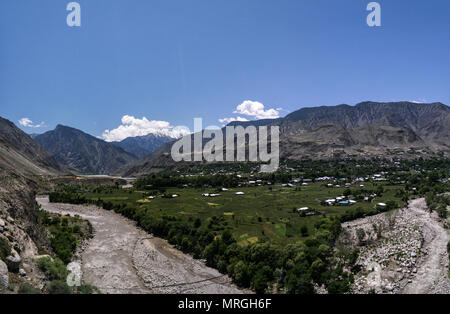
[0,117,64,175]
[28,133,41,139]
[34,125,137,175]
[112,133,175,158]
[122,101,450,175]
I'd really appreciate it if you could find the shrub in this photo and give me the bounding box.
[47,280,72,294]
[0,237,11,262]
[37,257,69,281]
[77,284,96,294]
[18,283,41,294]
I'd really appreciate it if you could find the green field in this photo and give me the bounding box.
[83,182,405,245]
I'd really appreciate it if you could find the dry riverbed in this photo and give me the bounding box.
[339,198,450,294]
[36,196,245,294]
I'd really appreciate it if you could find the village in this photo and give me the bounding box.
[145,171,395,218]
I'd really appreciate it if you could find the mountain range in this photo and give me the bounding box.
[2,101,450,177]
[121,101,450,175]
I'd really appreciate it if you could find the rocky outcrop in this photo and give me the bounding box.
[5,249,21,273]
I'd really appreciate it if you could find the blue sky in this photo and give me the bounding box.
[1,0,449,141]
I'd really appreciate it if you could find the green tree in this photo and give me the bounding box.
[232,261,250,287]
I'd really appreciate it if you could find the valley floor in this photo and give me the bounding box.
[36,196,245,294]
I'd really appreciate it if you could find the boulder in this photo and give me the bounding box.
[0,260,8,291]
[5,249,21,273]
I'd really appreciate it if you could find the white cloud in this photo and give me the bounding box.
[101,115,191,142]
[233,100,280,119]
[18,118,45,128]
[218,116,249,125]
[409,99,428,104]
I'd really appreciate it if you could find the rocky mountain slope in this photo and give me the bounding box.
[122,101,450,176]
[112,133,175,159]
[0,173,50,293]
[0,117,63,176]
[277,101,450,159]
[34,125,138,175]
[0,117,61,293]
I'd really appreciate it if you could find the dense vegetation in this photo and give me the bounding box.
[425,193,450,219]
[37,256,96,294]
[35,211,95,294]
[39,211,93,264]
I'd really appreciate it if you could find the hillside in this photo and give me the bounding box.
[277,101,450,159]
[0,117,63,175]
[34,125,138,175]
[122,101,450,175]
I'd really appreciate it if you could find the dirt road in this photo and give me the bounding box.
[401,198,450,294]
[36,196,245,294]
